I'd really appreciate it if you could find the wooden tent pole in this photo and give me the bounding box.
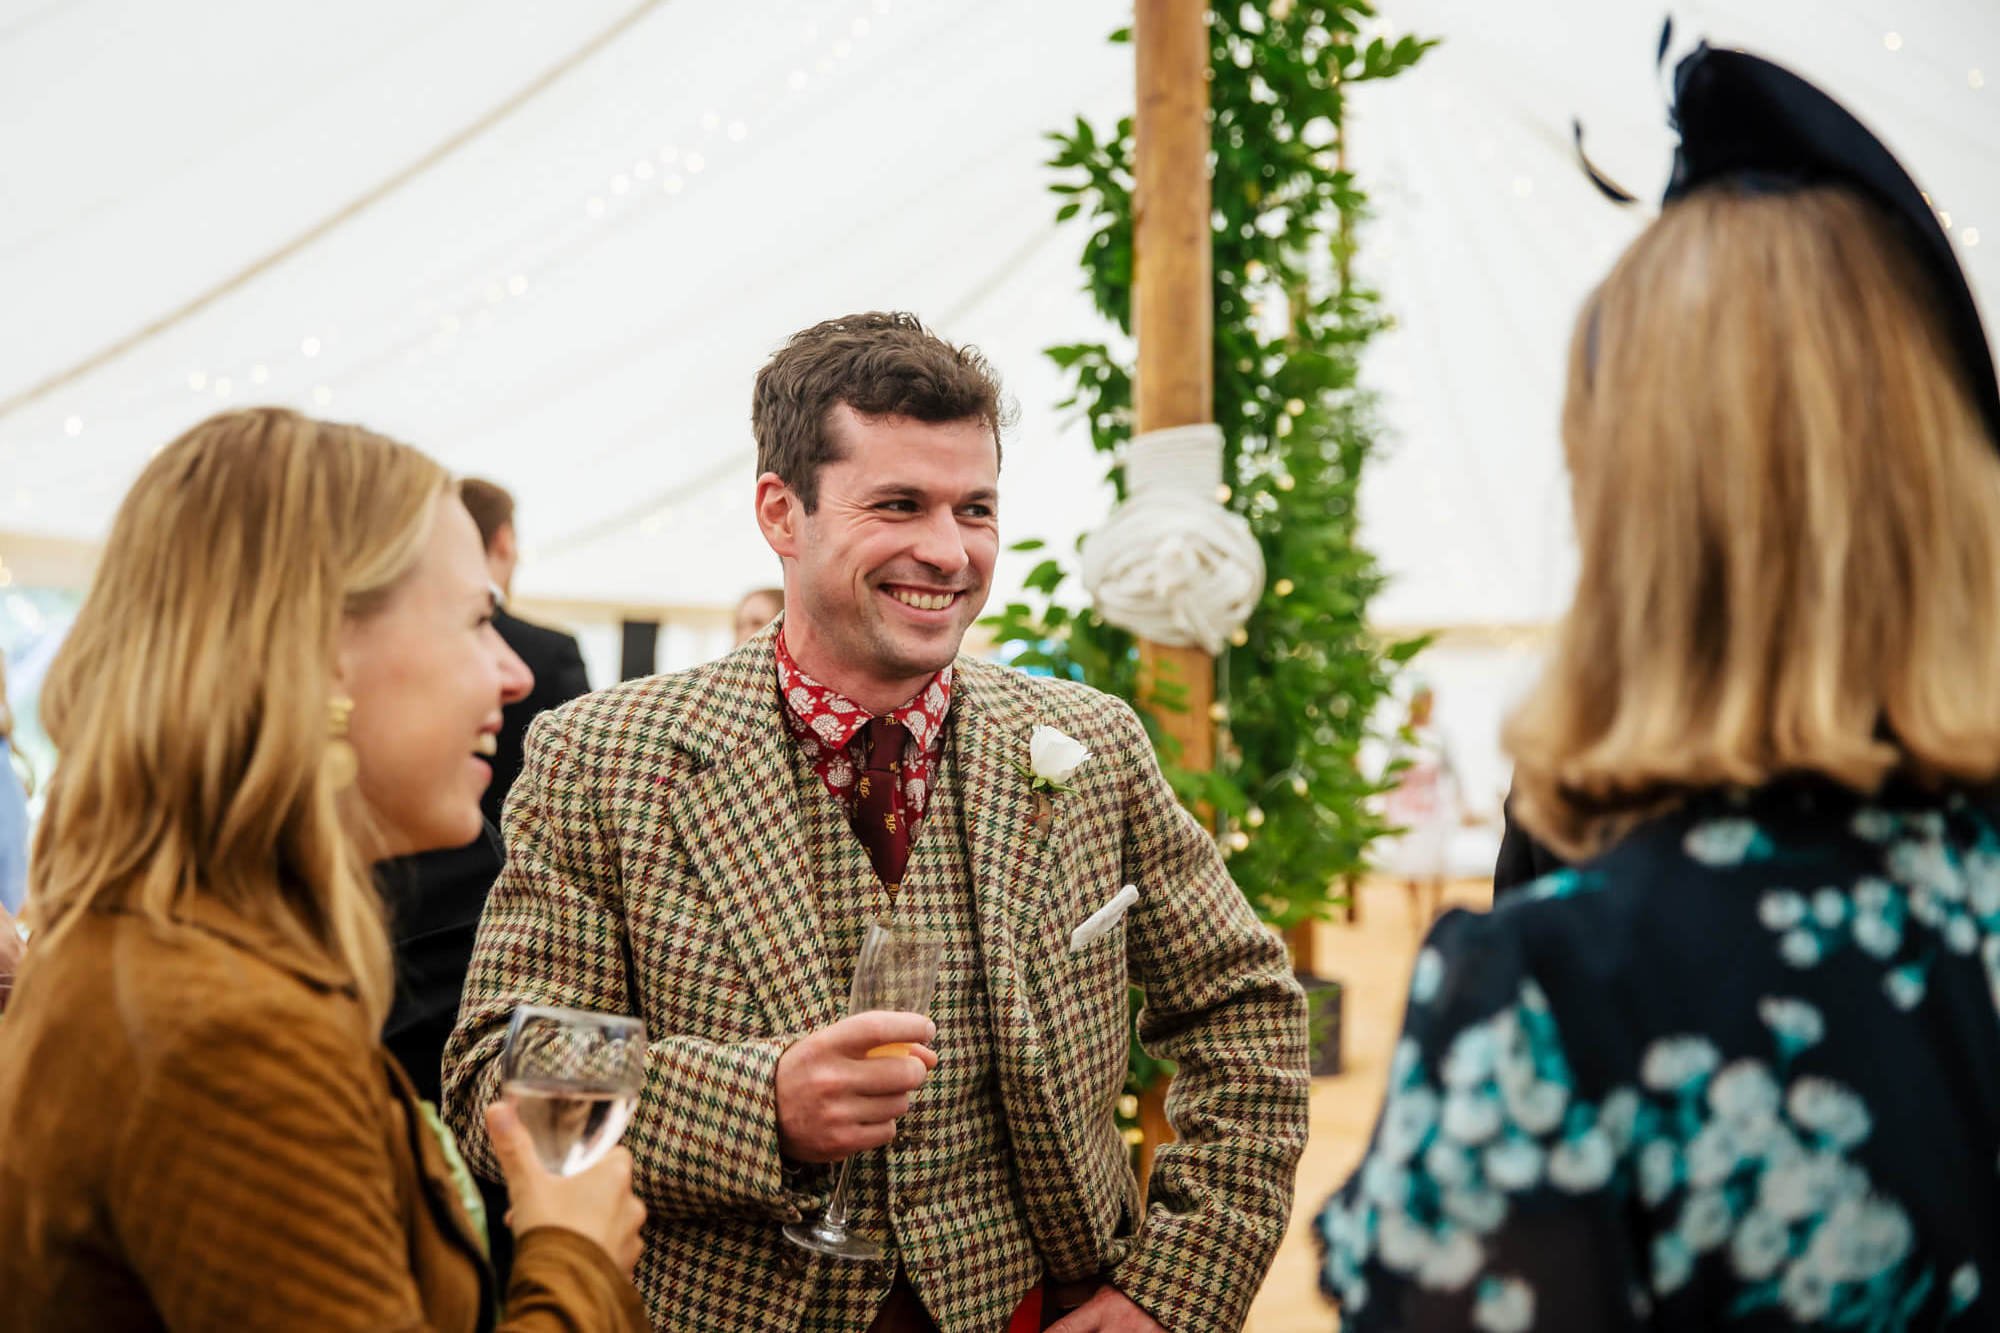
[1131,0,1214,1195]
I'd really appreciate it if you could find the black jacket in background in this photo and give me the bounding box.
[484,609,591,830]
[382,829,504,1105]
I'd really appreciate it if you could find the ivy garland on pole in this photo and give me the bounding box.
[984,3,1436,1100]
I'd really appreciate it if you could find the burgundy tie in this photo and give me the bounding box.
[854,716,911,892]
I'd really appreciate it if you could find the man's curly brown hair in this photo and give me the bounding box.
[751,311,1009,511]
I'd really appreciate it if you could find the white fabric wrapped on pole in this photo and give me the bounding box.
[1079,423,1266,655]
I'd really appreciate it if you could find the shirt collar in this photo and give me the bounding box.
[773,627,954,752]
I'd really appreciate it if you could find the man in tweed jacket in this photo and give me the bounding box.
[443,313,1309,1331]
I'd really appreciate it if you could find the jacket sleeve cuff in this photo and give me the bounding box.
[1109,1224,1268,1332]
[503,1226,648,1330]
[632,1035,820,1222]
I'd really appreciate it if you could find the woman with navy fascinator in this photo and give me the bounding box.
[1322,40,2000,1330]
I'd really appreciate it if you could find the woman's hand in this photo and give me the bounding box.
[485,1101,647,1275]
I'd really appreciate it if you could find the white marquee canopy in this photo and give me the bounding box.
[1,0,1994,635]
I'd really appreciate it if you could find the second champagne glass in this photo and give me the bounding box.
[500,1004,647,1176]
[783,922,945,1260]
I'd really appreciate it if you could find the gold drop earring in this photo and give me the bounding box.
[326,696,358,789]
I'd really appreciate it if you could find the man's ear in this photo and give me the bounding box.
[754,472,802,559]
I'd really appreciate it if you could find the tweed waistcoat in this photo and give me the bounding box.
[793,738,1041,1332]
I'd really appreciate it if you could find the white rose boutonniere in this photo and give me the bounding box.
[1026,725,1090,792]
[1021,725,1090,829]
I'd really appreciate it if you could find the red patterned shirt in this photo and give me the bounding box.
[774,630,952,829]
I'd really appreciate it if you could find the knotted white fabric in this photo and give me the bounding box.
[1079,423,1265,654]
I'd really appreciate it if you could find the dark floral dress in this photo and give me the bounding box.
[1319,779,2000,1330]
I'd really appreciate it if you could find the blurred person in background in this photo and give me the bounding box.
[732,584,785,646]
[0,408,646,1330]
[457,478,590,828]
[1373,682,1463,931]
[1321,46,2000,1329]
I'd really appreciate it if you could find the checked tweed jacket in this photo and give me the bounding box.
[441,627,1310,1331]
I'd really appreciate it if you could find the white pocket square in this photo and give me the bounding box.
[1069,884,1140,954]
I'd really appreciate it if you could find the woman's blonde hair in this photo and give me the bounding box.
[29,408,449,1026]
[1507,185,2000,859]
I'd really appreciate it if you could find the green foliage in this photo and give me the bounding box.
[989,0,1437,1106]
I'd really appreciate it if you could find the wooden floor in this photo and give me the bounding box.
[1242,876,1495,1333]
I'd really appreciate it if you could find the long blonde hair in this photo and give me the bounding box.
[1507,185,2000,859]
[29,408,448,1026]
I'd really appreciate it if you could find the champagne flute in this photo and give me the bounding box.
[500,1004,647,1176]
[784,922,946,1260]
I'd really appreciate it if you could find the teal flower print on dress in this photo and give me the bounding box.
[1547,1124,1616,1192]
[1327,975,1968,1327]
[1442,1089,1504,1146]
[1654,1231,1696,1295]
[1443,1186,1507,1233]
[1966,850,2000,917]
[1482,1137,1543,1191]
[1730,1207,1790,1281]
[1780,928,1826,968]
[1639,1139,1682,1207]
[1885,962,1929,1011]
[1442,1024,1500,1090]
[1744,807,2000,1023]
[1521,867,1601,902]
[1761,889,1808,930]
[1597,1087,1641,1152]
[1851,878,1904,958]
[1680,1188,1735,1252]
[1473,1275,1533,1332]
[1887,835,1961,904]
[1390,1035,1420,1087]
[1758,996,1825,1052]
[1641,1036,1721,1092]
[1324,794,1997,1330]
[1379,1085,1441,1165]
[1785,1078,1872,1149]
[1686,818,1773,866]
[1411,947,1444,1004]
[1853,809,1900,842]
[1708,1060,1783,1144]
[1321,975,1588,1305]
[1950,1263,1981,1313]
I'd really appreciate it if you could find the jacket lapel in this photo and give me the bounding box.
[659,628,839,1038]
[952,659,1108,1273]
[953,662,1063,1050]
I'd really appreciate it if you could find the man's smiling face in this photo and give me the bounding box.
[762,403,998,708]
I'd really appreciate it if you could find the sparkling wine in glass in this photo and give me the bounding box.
[500,1004,646,1176]
[784,922,946,1261]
